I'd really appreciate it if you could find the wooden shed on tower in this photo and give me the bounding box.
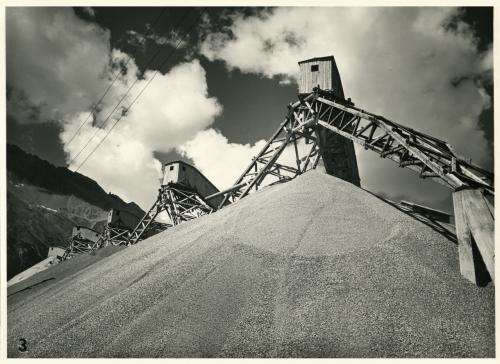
[298,55,360,187]
[298,55,344,97]
[162,161,224,209]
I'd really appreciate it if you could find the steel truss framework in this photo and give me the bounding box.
[62,236,95,260]
[217,89,493,208]
[312,90,493,193]
[106,226,131,246]
[113,88,493,285]
[215,97,323,208]
[125,89,493,241]
[127,184,212,245]
[92,225,132,250]
[68,218,171,256]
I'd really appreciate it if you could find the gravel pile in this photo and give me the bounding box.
[8,245,125,302]
[8,170,494,357]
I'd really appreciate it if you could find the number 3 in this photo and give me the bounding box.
[18,338,27,352]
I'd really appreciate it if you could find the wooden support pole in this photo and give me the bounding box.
[463,189,495,282]
[453,191,478,284]
[452,188,494,285]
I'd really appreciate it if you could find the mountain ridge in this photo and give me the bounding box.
[7,144,143,215]
[6,144,145,278]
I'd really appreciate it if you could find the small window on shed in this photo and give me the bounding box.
[169,165,174,171]
[182,166,186,171]
[311,64,319,72]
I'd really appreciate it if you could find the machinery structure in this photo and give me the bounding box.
[93,209,143,249]
[210,85,494,284]
[96,55,494,286]
[61,208,167,257]
[214,56,493,285]
[62,226,101,260]
[216,89,493,202]
[126,161,217,245]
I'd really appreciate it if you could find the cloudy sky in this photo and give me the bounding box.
[6,7,493,213]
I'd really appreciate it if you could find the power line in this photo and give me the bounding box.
[74,9,202,173]
[68,8,190,166]
[65,8,168,147]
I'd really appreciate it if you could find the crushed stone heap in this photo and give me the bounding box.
[8,170,494,358]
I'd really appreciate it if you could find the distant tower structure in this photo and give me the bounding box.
[62,226,101,259]
[298,56,360,186]
[94,209,143,248]
[126,161,216,245]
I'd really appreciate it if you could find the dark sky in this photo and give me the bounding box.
[6,6,494,212]
[449,7,493,153]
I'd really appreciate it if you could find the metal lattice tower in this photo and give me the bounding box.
[216,89,493,209]
[93,224,131,249]
[62,234,96,260]
[127,184,212,245]
[215,95,323,207]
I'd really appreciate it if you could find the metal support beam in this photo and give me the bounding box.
[314,93,493,193]
[127,184,212,245]
[62,237,95,260]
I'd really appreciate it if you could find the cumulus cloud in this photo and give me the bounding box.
[62,57,222,209]
[178,129,266,190]
[7,8,222,210]
[199,7,493,207]
[6,7,112,123]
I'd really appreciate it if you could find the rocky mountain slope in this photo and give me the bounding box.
[7,170,494,357]
[6,144,144,279]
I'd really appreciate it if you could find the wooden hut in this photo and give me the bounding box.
[107,209,141,230]
[298,55,360,186]
[162,161,223,209]
[71,226,101,244]
[47,246,66,258]
[298,55,344,96]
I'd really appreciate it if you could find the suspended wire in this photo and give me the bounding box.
[68,8,191,167]
[69,9,190,167]
[74,9,202,173]
[65,8,168,147]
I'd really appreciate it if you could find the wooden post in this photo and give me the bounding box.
[452,188,494,285]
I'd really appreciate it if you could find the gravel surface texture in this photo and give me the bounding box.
[8,171,494,358]
[8,245,125,302]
